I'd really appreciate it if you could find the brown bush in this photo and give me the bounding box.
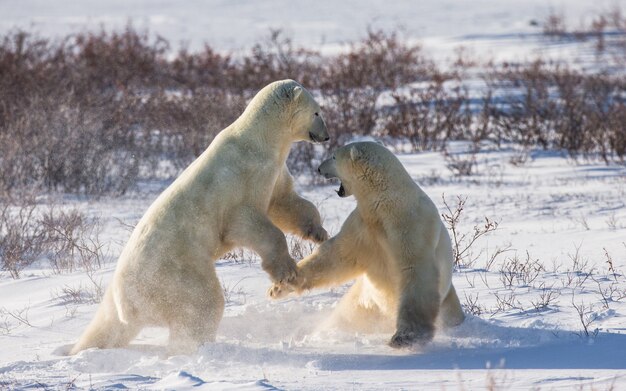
[320,30,432,148]
[487,62,626,162]
[0,91,140,194]
[0,197,47,278]
[1,25,625,195]
[236,30,323,90]
[380,80,471,151]
[321,30,431,90]
[171,45,235,90]
[138,89,247,170]
[0,196,106,278]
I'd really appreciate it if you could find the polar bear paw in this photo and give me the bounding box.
[304,224,329,243]
[262,256,298,285]
[388,327,434,348]
[267,282,295,299]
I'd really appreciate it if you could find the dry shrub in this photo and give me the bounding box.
[1,24,625,195]
[0,196,105,278]
[0,197,47,278]
[69,26,170,93]
[139,89,247,170]
[441,195,499,268]
[322,30,431,90]
[443,143,480,177]
[236,30,323,91]
[40,207,105,274]
[287,235,316,260]
[321,87,381,147]
[486,61,553,149]
[487,61,626,162]
[0,30,146,195]
[171,44,234,90]
[321,30,432,148]
[287,143,325,181]
[541,6,626,65]
[0,28,248,194]
[0,92,140,194]
[542,10,567,38]
[171,29,322,92]
[380,80,471,152]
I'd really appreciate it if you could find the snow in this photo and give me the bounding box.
[2,1,626,390]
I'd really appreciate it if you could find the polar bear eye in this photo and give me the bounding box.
[332,155,336,160]
[314,112,319,116]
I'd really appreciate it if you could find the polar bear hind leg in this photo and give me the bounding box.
[163,265,225,353]
[390,256,441,348]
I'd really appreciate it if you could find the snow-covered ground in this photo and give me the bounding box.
[2,1,626,390]
[1,147,625,390]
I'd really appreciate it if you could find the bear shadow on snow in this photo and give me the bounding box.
[61,312,626,372]
[206,315,626,371]
[308,317,626,371]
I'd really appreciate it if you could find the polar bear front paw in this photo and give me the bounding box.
[267,282,294,299]
[388,327,433,348]
[305,224,329,243]
[263,256,298,285]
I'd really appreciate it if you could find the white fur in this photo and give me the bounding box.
[70,80,329,355]
[269,142,464,347]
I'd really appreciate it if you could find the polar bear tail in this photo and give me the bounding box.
[68,287,138,355]
[113,283,129,325]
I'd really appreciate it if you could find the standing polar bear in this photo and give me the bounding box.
[70,80,329,355]
[270,142,464,347]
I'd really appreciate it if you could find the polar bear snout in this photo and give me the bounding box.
[317,158,338,179]
[308,115,329,143]
[318,158,351,197]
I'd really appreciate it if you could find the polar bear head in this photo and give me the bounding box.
[318,141,404,198]
[247,79,329,143]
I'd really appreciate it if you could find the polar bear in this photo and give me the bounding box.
[269,142,464,347]
[70,80,329,355]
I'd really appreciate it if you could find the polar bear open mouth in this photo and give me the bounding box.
[309,131,326,143]
[336,182,347,197]
[323,174,346,197]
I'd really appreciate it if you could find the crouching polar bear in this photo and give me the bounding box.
[269,142,464,347]
[70,80,329,355]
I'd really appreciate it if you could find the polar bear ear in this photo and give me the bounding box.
[292,85,303,100]
[349,145,362,161]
